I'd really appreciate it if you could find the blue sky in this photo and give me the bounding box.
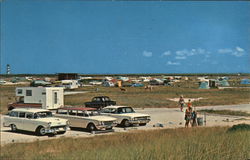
[1,0,250,74]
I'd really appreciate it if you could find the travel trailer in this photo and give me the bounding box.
[8,87,64,110]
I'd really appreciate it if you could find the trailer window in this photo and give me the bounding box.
[26,90,32,96]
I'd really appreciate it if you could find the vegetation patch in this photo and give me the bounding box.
[227,123,250,132]
[198,109,250,117]
[1,127,249,160]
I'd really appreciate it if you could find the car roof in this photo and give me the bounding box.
[93,96,110,98]
[58,107,97,111]
[104,105,130,109]
[11,108,49,113]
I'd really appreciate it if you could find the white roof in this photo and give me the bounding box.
[11,108,50,113]
[104,105,130,109]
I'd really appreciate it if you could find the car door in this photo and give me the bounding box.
[109,108,124,123]
[22,113,36,131]
[15,112,26,130]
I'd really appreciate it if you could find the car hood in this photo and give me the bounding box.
[87,116,116,121]
[116,113,150,118]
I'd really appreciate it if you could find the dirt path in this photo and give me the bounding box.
[1,104,249,145]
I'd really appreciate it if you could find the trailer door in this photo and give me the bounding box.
[52,91,59,109]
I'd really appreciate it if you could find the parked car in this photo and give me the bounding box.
[84,96,116,109]
[100,106,151,127]
[54,107,117,132]
[3,108,69,136]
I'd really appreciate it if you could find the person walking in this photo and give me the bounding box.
[191,110,197,127]
[179,95,185,112]
[187,99,192,110]
[185,107,192,127]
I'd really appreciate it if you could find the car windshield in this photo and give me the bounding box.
[117,107,135,114]
[85,111,100,116]
[35,112,53,118]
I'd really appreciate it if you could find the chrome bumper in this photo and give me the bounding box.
[129,119,150,124]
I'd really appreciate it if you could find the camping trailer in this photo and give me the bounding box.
[8,87,64,110]
[61,80,79,89]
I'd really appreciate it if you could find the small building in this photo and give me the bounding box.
[15,87,64,110]
[58,73,79,80]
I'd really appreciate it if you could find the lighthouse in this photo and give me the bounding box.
[6,64,11,74]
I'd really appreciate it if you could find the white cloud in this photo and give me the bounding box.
[175,48,208,57]
[232,51,244,57]
[236,46,244,52]
[167,61,180,65]
[175,56,186,60]
[217,47,245,57]
[218,48,232,54]
[176,49,189,56]
[142,51,153,57]
[162,51,171,56]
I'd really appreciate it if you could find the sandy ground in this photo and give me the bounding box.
[1,104,249,146]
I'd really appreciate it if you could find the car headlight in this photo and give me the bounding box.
[133,118,138,121]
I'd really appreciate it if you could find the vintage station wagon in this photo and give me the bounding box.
[54,107,117,132]
[3,108,69,136]
[101,106,151,127]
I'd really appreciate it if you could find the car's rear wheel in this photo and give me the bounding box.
[139,123,147,126]
[57,131,66,134]
[122,119,131,127]
[10,124,17,132]
[87,123,96,132]
[36,126,46,136]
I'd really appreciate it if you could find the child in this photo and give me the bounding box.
[179,96,185,112]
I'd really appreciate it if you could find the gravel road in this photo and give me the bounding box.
[1,104,249,145]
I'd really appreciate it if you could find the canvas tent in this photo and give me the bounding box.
[218,80,230,87]
[199,81,210,89]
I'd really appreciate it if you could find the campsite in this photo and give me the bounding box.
[0,73,250,159]
[1,1,250,159]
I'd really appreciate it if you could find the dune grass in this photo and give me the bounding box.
[1,127,249,160]
[199,109,250,117]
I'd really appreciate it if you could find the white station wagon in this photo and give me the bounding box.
[101,106,151,127]
[54,107,117,132]
[3,108,69,136]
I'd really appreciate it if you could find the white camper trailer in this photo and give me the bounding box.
[14,87,64,110]
[61,80,79,89]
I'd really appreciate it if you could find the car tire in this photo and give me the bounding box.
[122,119,131,127]
[87,123,96,132]
[36,126,46,136]
[106,127,113,130]
[139,123,147,126]
[10,124,17,132]
[57,131,66,134]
